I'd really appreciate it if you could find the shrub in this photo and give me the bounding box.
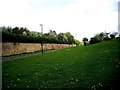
[2,32,43,43]
[2,26,75,44]
[103,37,111,41]
[90,37,101,44]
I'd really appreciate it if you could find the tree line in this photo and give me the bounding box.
[1,26,119,46]
[1,26,76,44]
[82,31,119,46]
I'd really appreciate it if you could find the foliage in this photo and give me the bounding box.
[90,37,101,44]
[110,34,115,39]
[2,32,42,43]
[74,40,83,46]
[57,33,68,43]
[110,32,118,39]
[64,32,75,44]
[29,31,42,37]
[82,37,88,46]
[1,26,75,44]
[82,37,88,42]
[89,31,118,44]
[94,32,105,41]
[103,37,111,41]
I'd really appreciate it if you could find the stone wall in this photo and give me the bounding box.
[2,43,75,56]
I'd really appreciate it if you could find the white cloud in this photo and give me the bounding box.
[0,0,118,41]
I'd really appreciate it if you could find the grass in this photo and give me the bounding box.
[2,49,55,61]
[2,38,120,89]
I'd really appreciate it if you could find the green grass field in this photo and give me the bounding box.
[2,39,120,89]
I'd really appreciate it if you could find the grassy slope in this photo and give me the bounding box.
[2,39,120,89]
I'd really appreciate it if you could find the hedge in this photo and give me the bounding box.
[2,32,71,44]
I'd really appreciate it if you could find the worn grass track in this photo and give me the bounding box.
[2,38,120,89]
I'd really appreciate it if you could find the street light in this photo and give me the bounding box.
[76,34,77,40]
[40,24,43,54]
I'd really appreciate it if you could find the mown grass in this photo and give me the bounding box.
[2,39,120,90]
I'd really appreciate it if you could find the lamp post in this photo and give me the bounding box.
[40,24,43,54]
[76,34,77,40]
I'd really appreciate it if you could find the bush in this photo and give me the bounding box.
[2,32,42,43]
[110,34,115,39]
[2,32,72,44]
[2,26,75,44]
[103,37,111,41]
[90,37,101,44]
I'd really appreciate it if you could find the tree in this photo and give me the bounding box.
[94,32,107,42]
[64,32,75,44]
[58,33,68,43]
[110,34,115,39]
[12,27,30,35]
[99,32,105,39]
[43,30,58,43]
[29,31,42,37]
[1,25,76,44]
[110,32,118,39]
[90,37,101,44]
[75,40,83,46]
[0,26,12,33]
[82,37,88,46]
[90,32,110,44]
[49,30,58,40]
[12,27,20,34]
[92,32,111,42]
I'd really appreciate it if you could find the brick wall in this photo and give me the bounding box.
[2,43,75,56]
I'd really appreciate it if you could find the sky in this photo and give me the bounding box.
[0,0,119,41]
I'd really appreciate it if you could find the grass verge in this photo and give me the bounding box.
[2,39,120,89]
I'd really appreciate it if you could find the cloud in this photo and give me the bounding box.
[27,0,79,9]
[0,0,118,41]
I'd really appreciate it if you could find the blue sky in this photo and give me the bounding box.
[0,0,119,41]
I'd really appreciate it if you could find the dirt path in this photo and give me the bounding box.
[1,49,56,62]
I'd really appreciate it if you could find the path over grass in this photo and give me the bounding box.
[2,39,120,89]
[1,49,57,62]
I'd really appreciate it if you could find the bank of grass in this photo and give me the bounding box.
[2,38,120,89]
